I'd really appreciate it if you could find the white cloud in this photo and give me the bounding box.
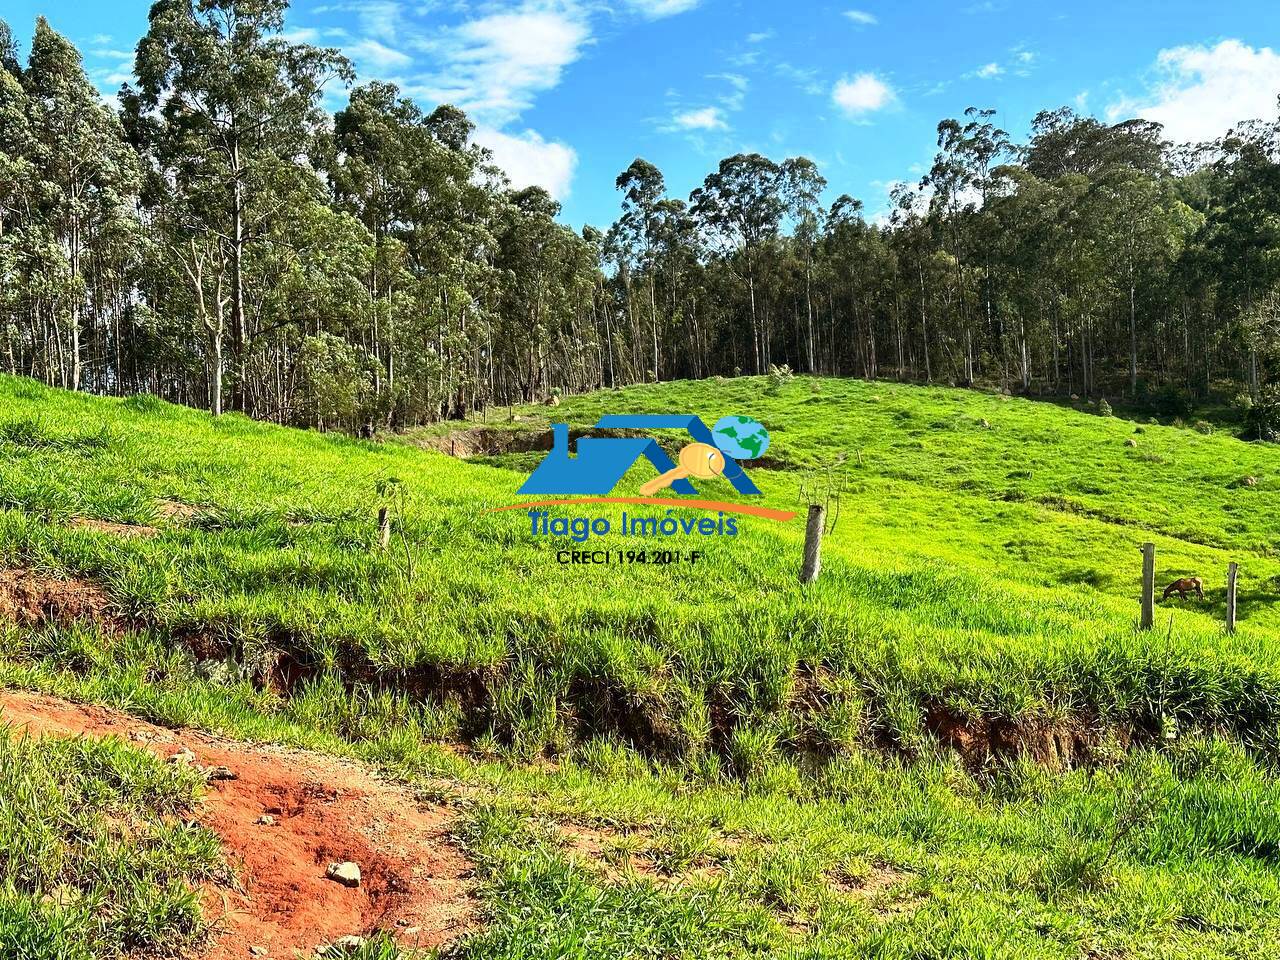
[709,72,748,111]
[301,1,585,208]
[671,106,727,130]
[1106,39,1280,144]
[410,4,591,125]
[832,73,896,117]
[974,62,1003,79]
[624,0,701,18]
[473,127,578,200]
[778,62,824,96]
[281,27,323,44]
[345,37,412,71]
[102,66,133,87]
[715,72,749,92]
[747,30,775,43]
[844,10,878,25]
[345,0,404,42]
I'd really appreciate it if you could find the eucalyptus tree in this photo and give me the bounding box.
[820,194,899,378]
[495,187,599,403]
[1195,120,1280,393]
[4,10,1280,433]
[1025,108,1165,180]
[0,27,31,370]
[614,158,666,380]
[924,108,1010,385]
[1088,168,1197,395]
[780,156,826,372]
[887,181,939,382]
[985,166,1061,389]
[329,88,501,423]
[125,0,351,414]
[20,18,139,391]
[0,21,18,76]
[691,153,786,373]
[326,82,421,377]
[651,197,706,378]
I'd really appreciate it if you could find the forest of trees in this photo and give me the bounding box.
[3,1,1280,437]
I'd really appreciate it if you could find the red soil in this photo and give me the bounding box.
[0,568,118,629]
[0,690,476,957]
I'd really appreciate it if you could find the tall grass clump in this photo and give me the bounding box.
[0,730,223,959]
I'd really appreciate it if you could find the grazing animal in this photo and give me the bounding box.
[1162,577,1204,601]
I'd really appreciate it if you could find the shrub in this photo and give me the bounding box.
[1239,385,1280,442]
[1193,420,1214,435]
[1030,842,1113,899]
[765,363,795,395]
[1143,383,1196,419]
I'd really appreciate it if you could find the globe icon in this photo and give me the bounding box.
[712,415,770,460]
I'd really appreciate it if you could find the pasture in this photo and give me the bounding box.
[2,372,1280,957]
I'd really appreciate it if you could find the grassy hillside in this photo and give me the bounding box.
[1,373,1278,759]
[3,373,1280,958]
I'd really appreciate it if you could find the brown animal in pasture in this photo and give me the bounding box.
[1162,577,1204,601]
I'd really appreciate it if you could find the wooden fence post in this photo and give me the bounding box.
[1227,561,1239,634]
[799,504,826,585]
[1140,542,1155,631]
[377,506,392,551]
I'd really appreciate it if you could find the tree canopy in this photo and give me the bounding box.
[2,8,1280,435]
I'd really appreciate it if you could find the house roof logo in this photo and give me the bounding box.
[519,415,768,497]
[490,414,795,523]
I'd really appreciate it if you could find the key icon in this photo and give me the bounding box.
[639,442,726,495]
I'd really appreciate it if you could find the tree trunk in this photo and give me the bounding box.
[799,504,826,585]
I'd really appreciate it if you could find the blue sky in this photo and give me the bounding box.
[7,1,1280,229]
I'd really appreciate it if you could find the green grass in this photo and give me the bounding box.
[1,373,1278,759]
[3,372,1280,957]
[5,621,1280,959]
[0,727,223,959]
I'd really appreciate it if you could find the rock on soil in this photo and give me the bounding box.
[0,689,475,958]
[326,861,362,888]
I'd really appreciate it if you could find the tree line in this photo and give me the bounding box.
[2,2,1279,437]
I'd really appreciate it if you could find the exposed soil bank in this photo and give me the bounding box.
[0,568,118,629]
[0,690,476,958]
